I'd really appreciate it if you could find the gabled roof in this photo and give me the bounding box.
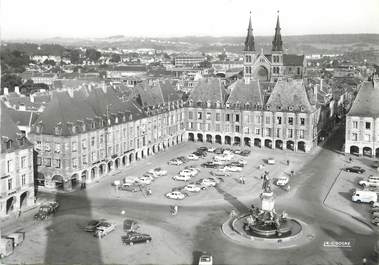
[283,54,304,66]
[348,80,379,117]
[266,79,316,112]
[227,79,263,106]
[0,101,32,153]
[189,78,226,103]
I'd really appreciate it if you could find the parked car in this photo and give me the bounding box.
[184,184,202,192]
[237,159,247,165]
[199,178,217,187]
[344,166,365,174]
[165,191,186,200]
[267,158,276,165]
[187,154,200,160]
[214,148,224,154]
[94,222,116,238]
[214,154,233,161]
[193,151,207,158]
[177,156,187,163]
[180,168,199,177]
[276,176,289,186]
[233,149,242,154]
[210,170,231,177]
[112,180,122,186]
[123,176,139,185]
[168,159,184,166]
[201,161,218,168]
[136,176,153,185]
[84,219,105,232]
[207,147,216,153]
[148,168,167,176]
[224,166,242,172]
[121,232,152,246]
[352,189,377,204]
[173,175,192,181]
[227,161,244,168]
[198,254,213,265]
[119,184,139,192]
[198,146,208,152]
[212,159,226,166]
[123,219,138,232]
[240,150,251,156]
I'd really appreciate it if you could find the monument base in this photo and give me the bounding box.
[260,191,274,211]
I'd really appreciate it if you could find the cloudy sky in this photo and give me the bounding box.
[1,0,378,39]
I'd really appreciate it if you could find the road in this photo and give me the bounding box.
[3,125,378,264]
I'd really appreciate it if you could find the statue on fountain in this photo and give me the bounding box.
[261,173,272,194]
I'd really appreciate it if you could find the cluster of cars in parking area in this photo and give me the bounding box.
[33,201,59,221]
[164,146,251,200]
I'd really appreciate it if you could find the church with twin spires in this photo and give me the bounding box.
[243,12,306,83]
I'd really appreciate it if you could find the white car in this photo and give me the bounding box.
[112,180,121,186]
[165,191,186,200]
[136,176,153,185]
[148,168,167,176]
[214,154,233,161]
[187,154,200,160]
[184,184,201,192]
[238,159,247,165]
[172,175,192,181]
[180,169,198,177]
[200,178,217,187]
[267,158,276,165]
[123,176,139,185]
[207,147,216,153]
[198,254,213,265]
[225,166,242,172]
[276,176,289,186]
[168,159,183,166]
[212,159,225,166]
[94,222,116,238]
[358,180,379,188]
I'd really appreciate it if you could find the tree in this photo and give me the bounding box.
[199,60,212,68]
[69,49,82,64]
[1,74,22,92]
[85,48,101,62]
[43,59,56,66]
[110,53,121,63]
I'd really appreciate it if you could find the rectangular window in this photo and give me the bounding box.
[235,114,240,122]
[206,112,211,120]
[21,156,26,169]
[81,139,87,150]
[197,112,202,120]
[352,121,358,129]
[72,158,78,169]
[54,159,61,168]
[265,116,270,124]
[91,151,97,162]
[235,125,240,133]
[352,133,358,141]
[45,142,51,152]
[8,179,13,191]
[100,134,104,144]
[256,115,261,124]
[216,113,221,121]
[226,114,230,122]
[276,117,282,125]
[82,154,87,165]
[288,129,293,138]
[37,156,42,166]
[36,141,42,151]
[288,117,294,126]
[188,112,193,119]
[44,158,51,167]
[276,128,280,138]
[255,128,260,135]
[55,143,61,153]
[7,160,13,173]
[300,118,305,126]
[21,174,26,186]
[265,128,271,137]
[364,134,371,141]
[72,141,77,152]
[366,122,371,130]
[207,124,211,131]
[216,124,221,131]
[299,130,305,139]
[91,137,95,146]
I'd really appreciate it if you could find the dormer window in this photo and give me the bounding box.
[6,140,12,149]
[129,114,133,121]
[36,125,41,134]
[226,102,230,109]
[81,123,86,132]
[91,122,96,129]
[277,105,282,111]
[207,101,211,108]
[115,117,119,124]
[300,105,305,112]
[216,101,221,108]
[72,126,76,134]
[288,105,294,111]
[266,105,271,111]
[54,126,61,136]
[197,101,202,107]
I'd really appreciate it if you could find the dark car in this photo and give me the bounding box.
[345,166,365,174]
[201,161,217,168]
[34,211,48,220]
[123,219,139,232]
[121,232,152,246]
[198,146,208,152]
[227,161,244,167]
[177,156,187,163]
[84,219,105,232]
[240,150,251,156]
[119,184,139,192]
[193,151,207,158]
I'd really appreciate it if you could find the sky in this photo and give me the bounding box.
[1,0,379,40]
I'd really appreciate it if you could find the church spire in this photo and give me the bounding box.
[244,12,255,51]
[272,11,283,52]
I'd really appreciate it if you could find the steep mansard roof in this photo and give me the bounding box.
[227,79,263,106]
[266,79,316,112]
[0,101,32,153]
[189,78,227,104]
[348,80,379,117]
[135,80,181,108]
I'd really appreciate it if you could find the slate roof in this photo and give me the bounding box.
[283,54,304,66]
[7,108,38,127]
[266,79,316,112]
[348,80,379,117]
[4,93,45,111]
[227,79,263,106]
[189,78,227,103]
[0,101,32,153]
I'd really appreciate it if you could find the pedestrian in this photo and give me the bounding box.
[147,188,152,196]
[230,209,236,218]
[287,160,290,166]
[242,176,246,184]
[239,176,243,184]
[291,170,294,177]
[18,209,22,218]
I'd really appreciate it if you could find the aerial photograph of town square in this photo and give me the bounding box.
[0,0,379,264]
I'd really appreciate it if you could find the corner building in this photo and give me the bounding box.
[0,102,35,218]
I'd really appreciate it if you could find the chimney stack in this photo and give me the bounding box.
[15,86,20,94]
[4,87,9,95]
